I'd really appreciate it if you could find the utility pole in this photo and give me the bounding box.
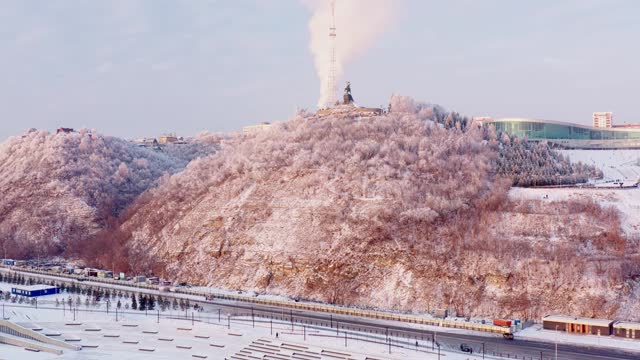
[432,332,434,351]
[270,319,273,335]
[555,325,559,360]
[482,342,485,359]
[218,309,221,323]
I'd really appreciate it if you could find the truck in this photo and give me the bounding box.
[84,269,98,277]
[97,271,113,279]
[493,319,512,327]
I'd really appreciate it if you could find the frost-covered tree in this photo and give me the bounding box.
[0,129,218,259]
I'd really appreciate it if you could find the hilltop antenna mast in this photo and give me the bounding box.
[326,0,338,108]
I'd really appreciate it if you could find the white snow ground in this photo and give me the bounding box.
[559,149,640,185]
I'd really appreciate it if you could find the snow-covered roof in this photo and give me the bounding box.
[12,284,58,291]
[614,321,640,330]
[543,315,613,327]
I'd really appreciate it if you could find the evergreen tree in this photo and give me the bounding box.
[131,293,137,310]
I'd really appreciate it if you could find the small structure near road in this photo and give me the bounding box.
[542,315,613,336]
[11,285,60,297]
[613,321,640,340]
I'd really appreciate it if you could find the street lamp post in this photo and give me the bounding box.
[556,325,558,360]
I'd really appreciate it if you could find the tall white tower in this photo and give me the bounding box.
[326,0,338,108]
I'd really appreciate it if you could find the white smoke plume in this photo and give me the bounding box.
[306,0,400,108]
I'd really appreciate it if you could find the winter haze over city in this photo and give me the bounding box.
[1,1,640,359]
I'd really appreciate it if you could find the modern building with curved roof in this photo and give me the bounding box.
[480,118,640,149]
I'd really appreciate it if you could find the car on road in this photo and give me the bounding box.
[503,333,514,340]
[460,343,473,353]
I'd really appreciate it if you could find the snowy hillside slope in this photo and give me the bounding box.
[559,149,640,184]
[0,130,218,259]
[117,100,637,320]
[510,187,640,236]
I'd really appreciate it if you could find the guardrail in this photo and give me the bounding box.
[0,264,510,336]
[0,319,80,352]
[0,334,63,355]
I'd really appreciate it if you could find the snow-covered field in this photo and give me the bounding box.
[560,149,640,184]
[0,298,479,359]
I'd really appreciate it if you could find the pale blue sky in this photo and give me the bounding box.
[1,0,639,140]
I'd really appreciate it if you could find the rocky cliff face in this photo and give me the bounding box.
[119,106,638,320]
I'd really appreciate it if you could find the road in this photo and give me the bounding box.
[2,267,639,360]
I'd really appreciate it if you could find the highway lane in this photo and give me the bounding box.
[3,267,639,360]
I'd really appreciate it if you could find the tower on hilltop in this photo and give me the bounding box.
[326,0,338,108]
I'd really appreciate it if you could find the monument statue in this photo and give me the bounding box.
[343,81,354,104]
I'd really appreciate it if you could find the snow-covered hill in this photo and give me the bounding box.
[0,130,218,259]
[116,99,636,320]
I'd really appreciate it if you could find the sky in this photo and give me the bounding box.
[1,0,639,141]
